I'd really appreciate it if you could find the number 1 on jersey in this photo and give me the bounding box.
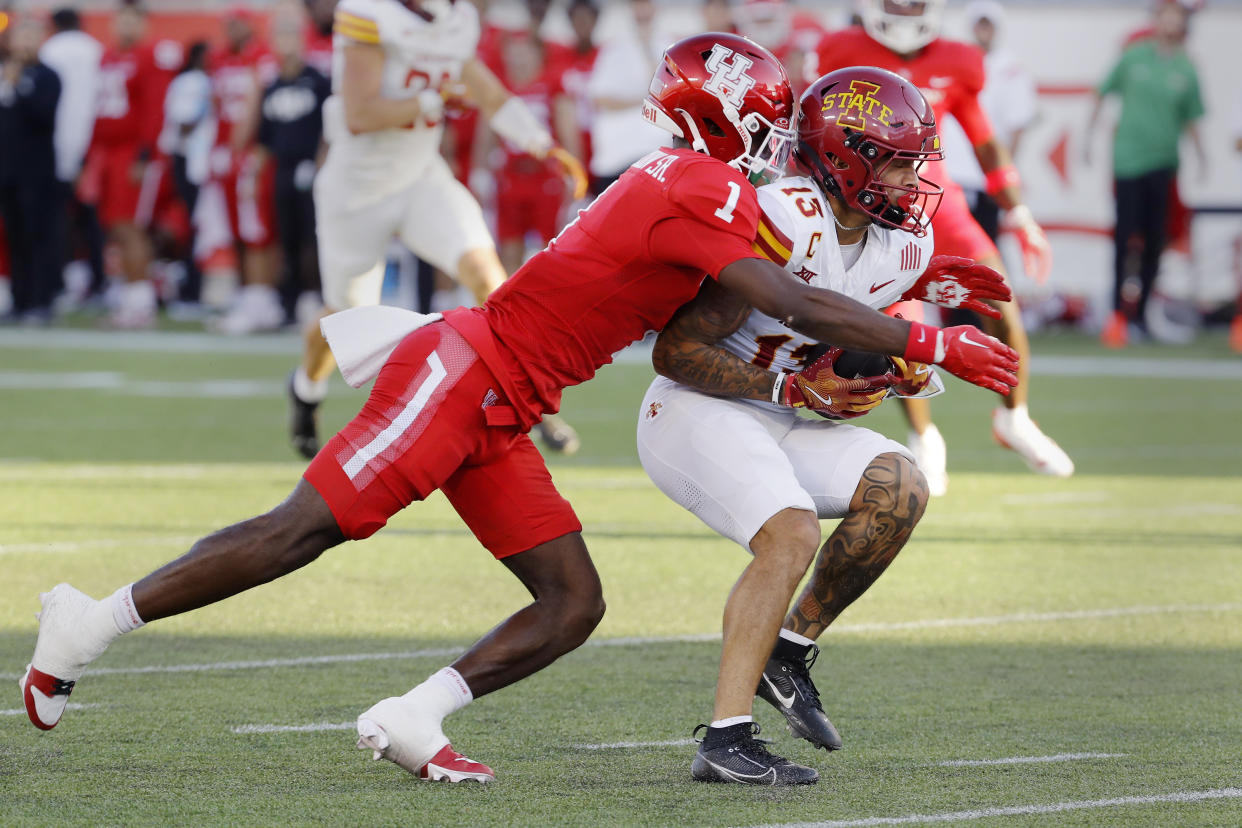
[714,181,742,223]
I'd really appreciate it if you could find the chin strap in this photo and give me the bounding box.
[675,108,708,155]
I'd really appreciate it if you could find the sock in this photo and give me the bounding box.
[778,628,815,647]
[109,584,146,634]
[701,716,753,750]
[710,715,752,729]
[401,667,473,723]
[293,366,328,404]
[998,403,1029,426]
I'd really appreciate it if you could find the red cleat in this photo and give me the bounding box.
[419,744,495,783]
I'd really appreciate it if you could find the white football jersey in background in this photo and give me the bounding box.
[321,0,480,206]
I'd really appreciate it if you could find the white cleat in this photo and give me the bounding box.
[20,584,113,730]
[356,697,493,783]
[992,406,1074,478]
[907,424,948,497]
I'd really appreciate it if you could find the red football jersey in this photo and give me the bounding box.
[550,44,599,173]
[93,44,162,148]
[810,27,994,149]
[444,148,763,427]
[211,42,278,147]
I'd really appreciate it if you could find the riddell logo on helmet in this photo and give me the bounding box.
[820,80,894,130]
[702,44,757,109]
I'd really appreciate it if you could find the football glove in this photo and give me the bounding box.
[888,356,933,397]
[1003,204,1052,284]
[774,346,894,419]
[549,146,589,201]
[901,255,1012,320]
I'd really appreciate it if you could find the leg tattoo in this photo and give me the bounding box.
[787,453,929,640]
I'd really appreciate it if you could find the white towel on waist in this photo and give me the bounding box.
[320,306,443,388]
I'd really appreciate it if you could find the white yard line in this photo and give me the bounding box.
[0,703,99,716]
[0,535,202,556]
[936,752,1125,767]
[573,739,696,750]
[742,787,1242,828]
[231,721,355,734]
[2,603,1238,682]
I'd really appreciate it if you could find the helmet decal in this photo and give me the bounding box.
[702,44,758,110]
[820,80,894,131]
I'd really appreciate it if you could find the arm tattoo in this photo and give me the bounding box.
[653,280,776,401]
[788,452,929,640]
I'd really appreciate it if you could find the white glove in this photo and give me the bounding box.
[1003,204,1052,284]
[416,89,444,126]
[490,96,553,158]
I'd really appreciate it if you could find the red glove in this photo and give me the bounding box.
[775,346,894,418]
[901,255,1012,320]
[1004,205,1052,284]
[904,322,1019,396]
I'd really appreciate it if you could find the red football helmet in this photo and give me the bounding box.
[794,66,943,236]
[644,32,796,184]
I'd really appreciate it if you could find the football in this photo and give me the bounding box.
[805,344,893,378]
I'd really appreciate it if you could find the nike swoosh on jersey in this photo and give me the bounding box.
[869,280,895,294]
[762,674,797,709]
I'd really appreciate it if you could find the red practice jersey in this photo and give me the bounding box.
[93,44,165,149]
[445,148,763,427]
[810,27,994,151]
[211,41,278,147]
[549,43,599,173]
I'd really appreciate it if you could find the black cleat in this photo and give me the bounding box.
[288,371,320,460]
[690,722,818,786]
[535,414,581,455]
[756,640,843,751]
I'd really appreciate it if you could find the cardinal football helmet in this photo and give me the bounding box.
[795,66,943,235]
[858,0,945,55]
[644,32,796,184]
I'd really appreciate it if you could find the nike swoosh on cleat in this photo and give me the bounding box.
[707,759,778,785]
[762,674,797,709]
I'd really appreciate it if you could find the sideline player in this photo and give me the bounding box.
[639,67,1010,782]
[286,0,580,459]
[22,34,1017,785]
[811,0,1073,493]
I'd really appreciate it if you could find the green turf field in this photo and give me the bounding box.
[1,329,1240,826]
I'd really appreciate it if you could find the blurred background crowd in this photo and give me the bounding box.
[0,0,1240,350]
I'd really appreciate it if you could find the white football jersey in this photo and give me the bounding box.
[321,0,479,202]
[721,175,934,385]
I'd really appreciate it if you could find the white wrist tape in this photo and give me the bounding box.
[491,96,553,157]
[416,89,444,124]
[771,373,789,406]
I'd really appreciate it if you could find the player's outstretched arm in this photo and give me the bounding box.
[653,280,772,399]
[718,257,1020,395]
[462,58,554,159]
[654,281,891,417]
